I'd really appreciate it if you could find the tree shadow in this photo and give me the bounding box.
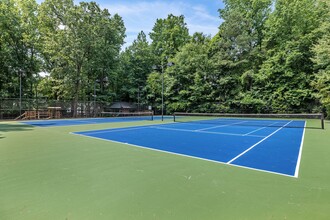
[0,123,34,139]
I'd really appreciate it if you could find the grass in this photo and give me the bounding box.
[0,119,329,219]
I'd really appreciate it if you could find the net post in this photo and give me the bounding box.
[173,112,176,122]
[321,113,324,129]
[151,111,154,121]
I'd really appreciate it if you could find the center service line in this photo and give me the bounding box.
[227,120,293,164]
[195,121,248,131]
[242,121,280,136]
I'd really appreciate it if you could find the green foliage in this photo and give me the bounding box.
[146,14,190,112]
[119,31,155,104]
[256,0,323,113]
[233,92,266,113]
[205,0,272,112]
[0,0,40,98]
[146,71,163,111]
[311,0,330,117]
[38,0,125,116]
[0,0,328,116]
[37,76,65,99]
[150,14,190,63]
[165,33,214,113]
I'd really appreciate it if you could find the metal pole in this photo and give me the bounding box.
[161,64,164,121]
[138,86,140,112]
[19,70,22,116]
[94,81,96,117]
[36,74,39,117]
[321,113,324,129]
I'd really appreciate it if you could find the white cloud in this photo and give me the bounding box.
[100,1,221,48]
[191,5,219,21]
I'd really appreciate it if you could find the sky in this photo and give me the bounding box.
[97,0,225,48]
[37,0,225,48]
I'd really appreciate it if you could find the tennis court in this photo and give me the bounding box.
[1,114,330,219]
[73,116,306,177]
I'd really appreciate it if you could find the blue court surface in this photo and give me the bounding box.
[73,118,306,177]
[21,116,171,127]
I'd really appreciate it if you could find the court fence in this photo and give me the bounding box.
[1,98,326,122]
[0,98,152,120]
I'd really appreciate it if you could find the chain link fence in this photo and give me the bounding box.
[0,98,152,120]
[2,98,323,120]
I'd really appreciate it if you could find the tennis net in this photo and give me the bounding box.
[101,111,154,121]
[173,112,324,129]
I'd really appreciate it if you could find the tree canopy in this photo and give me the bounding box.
[1,0,329,117]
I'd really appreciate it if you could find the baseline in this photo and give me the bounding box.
[294,121,307,177]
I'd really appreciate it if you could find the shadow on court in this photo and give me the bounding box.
[0,124,34,139]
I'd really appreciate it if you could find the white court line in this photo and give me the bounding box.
[294,121,306,177]
[151,126,265,138]
[227,120,293,164]
[70,132,296,178]
[243,122,279,136]
[195,121,248,131]
[79,125,266,138]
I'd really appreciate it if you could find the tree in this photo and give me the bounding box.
[312,0,330,117]
[149,14,190,64]
[0,0,40,99]
[165,33,214,113]
[147,14,190,112]
[39,0,125,116]
[208,0,271,112]
[257,0,323,113]
[119,31,155,104]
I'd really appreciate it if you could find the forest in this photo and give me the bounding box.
[0,0,329,117]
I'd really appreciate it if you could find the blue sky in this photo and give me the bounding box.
[96,0,225,47]
[37,0,225,48]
